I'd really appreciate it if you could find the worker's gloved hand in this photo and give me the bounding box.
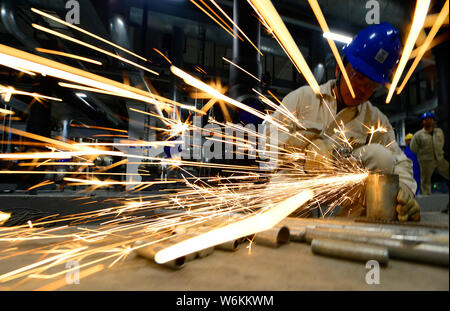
[304,137,335,174]
[396,183,420,222]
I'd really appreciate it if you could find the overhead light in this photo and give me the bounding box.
[323,31,353,44]
[76,93,87,98]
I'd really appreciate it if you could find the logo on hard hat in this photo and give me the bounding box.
[374,48,389,64]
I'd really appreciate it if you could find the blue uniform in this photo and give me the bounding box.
[403,145,421,195]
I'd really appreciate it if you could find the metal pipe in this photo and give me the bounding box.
[279,217,449,238]
[197,246,215,258]
[134,240,186,270]
[311,238,389,266]
[216,239,241,251]
[305,228,449,266]
[254,226,290,248]
[302,226,449,246]
[185,252,197,262]
[287,226,307,242]
[365,173,399,220]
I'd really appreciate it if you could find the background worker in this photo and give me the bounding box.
[410,112,449,196]
[403,133,421,195]
[269,23,419,221]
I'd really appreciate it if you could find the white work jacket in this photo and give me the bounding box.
[269,79,416,194]
[410,128,445,162]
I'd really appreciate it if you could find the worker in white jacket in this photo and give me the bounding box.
[268,23,419,221]
[410,111,449,195]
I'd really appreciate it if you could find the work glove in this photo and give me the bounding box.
[396,183,420,222]
[303,137,335,174]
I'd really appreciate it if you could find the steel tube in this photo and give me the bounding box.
[134,241,186,270]
[306,228,449,266]
[302,226,449,246]
[279,217,449,242]
[254,226,290,248]
[197,246,215,258]
[365,173,399,220]
[286,226,307,242]
[311,238,389,265]
[216,239,241,251]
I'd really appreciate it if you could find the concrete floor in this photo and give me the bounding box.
[0,212,448,291]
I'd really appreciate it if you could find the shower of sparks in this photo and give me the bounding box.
[246,237,255,255]
[0,168,368,286]
[0,85,62,102]
[171,66,290,134]
[208,0,263,56]
[386,0,431,103]
[0,44,202,115]
[0,212,11,226]
[0,1,423,290]
[247,0,321,95]
[197,0,240,39]
[189,0,239,40]
[0,108,14,115]
[31,8,147,62]
[8,66,37,76]
[361,121,388,145]
[154,190,315,263]
[31,23,159,76]
[307,0,355,98]
[223,57,261,82]
[35,48,103,66]
[153,48,173,65]
[424,11,450,28]
[409,32,449,59]
[397,0,449,95]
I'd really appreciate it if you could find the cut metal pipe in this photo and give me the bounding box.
[134,240,186,270]
[287,226,307,242]
[254,226,290,248]
[306,227,449,266]
[185,252,197,262]
[197,246,215,258]
[216,239,241,251]
[365,173,399,221]
[311,238,389,266]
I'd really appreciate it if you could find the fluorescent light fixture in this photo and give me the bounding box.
[76,93,87,98]
[323,31,352,44]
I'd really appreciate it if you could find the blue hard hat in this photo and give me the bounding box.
[343,22,402,85]
[420,111,435,121]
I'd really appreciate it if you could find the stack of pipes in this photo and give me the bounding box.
[279,217,449,266]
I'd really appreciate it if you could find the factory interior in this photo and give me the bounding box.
[0,0,449,294]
